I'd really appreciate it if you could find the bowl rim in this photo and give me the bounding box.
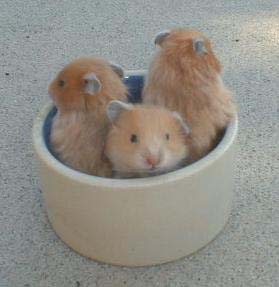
[32,70,238,189]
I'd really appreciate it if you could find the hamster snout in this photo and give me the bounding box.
[145,153,161,169]
[141,147,163,170]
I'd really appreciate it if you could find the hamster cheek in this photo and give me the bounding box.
[160,145,185,170]
[135,152,148,170]
[110,148,143,172]
[179,143,189,160]
[157,149,172,170]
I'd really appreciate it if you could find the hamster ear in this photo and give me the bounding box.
[110,63,124,78]
[154,30,170,46]
[83,73,101,95]
[172,112,191,135]
[193,38,208,55]
[107,100,133,122]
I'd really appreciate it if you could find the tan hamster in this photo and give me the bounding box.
[48,57,127,177]
[104,100,190,178]
[143,29,235,161]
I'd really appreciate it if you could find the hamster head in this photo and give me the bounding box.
[105,101,190,176]
[153,29,221,74]
[48,57,126,112]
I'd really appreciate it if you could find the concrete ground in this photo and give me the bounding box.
[1,0,278,286]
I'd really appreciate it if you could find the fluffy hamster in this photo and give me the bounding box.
[104,100,190,178]
[48,57,128,177]
[143,29,235,161]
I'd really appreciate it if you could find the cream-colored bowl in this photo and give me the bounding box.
[33,72,238,267]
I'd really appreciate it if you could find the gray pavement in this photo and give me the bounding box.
[0,0,278,286]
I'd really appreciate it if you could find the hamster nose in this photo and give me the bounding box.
[146,155,160,168]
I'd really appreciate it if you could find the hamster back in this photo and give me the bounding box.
[49,57,127,177]
[143,29,235,161]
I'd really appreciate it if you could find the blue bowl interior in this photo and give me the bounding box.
[43,75,144,158]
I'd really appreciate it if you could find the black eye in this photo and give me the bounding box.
[130,134,138,143]
[165,133,170,140]
[59,80,65,87]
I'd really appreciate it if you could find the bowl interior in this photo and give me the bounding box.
[41,73,236,184]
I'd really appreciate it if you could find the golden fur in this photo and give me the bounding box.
[143,29,235,161]
[105,104,189,178]
[49,57,127,176]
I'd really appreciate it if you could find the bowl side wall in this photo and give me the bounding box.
[36,139,236,266]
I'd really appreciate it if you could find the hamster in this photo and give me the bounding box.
[48,57,128,177]
[143,29,235,161]
[104,100,190,178]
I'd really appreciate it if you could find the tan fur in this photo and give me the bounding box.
[105,105,189,178]
[143,29,235,161]
[49,57,127,176]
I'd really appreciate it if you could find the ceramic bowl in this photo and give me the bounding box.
[33,71,238,267]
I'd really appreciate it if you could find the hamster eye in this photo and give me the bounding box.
[165,133,170,140]
[58,80,65,87]
[130,134,138,143]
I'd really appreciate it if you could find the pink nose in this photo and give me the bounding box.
[146,155,160,168]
